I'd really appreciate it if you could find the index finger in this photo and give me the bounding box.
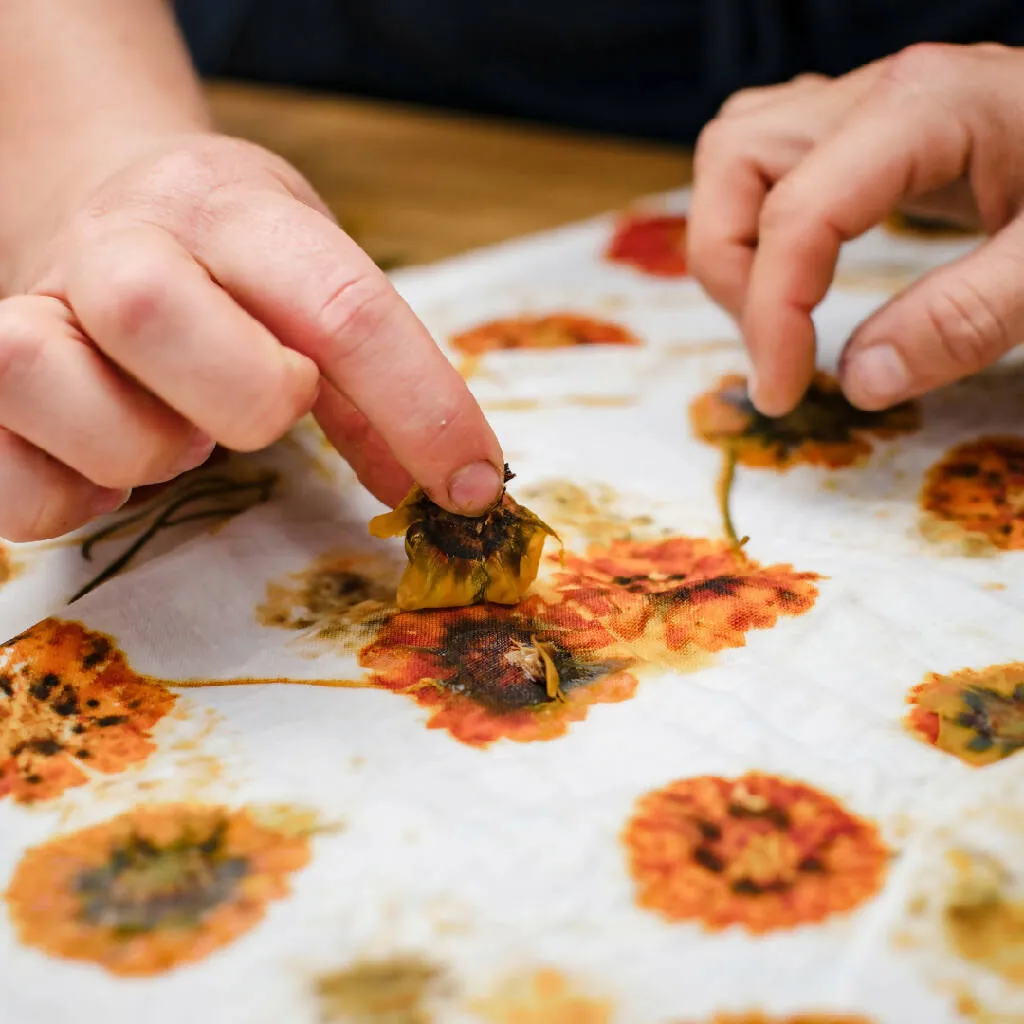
[742,51,971,415]
[193,192,504,514]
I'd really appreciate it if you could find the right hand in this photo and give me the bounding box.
[688,43,1024,418]
[0,132,503,541]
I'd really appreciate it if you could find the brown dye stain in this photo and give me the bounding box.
[0,619,176,803]
[257,550,397,647]
[884,209,979,240]
[567,394,638,408]
[624,773,888,933]
[691,373,920,470]
[906,663,1024,766]
[675,1016,873,1024]
[519,480,659,548]
[369,466,559,612]
[552,537,820,668]
[473,968,612,1024]
[984,582,1008,592]
[357,597,637,746]
[833,264,920,293]
[943,849,1024,984]
[664,339,741,359]
[920,437,1024,551]
[4,802,310,976]
[450,313,640,355]
[316,957,444,1023]
[605,212,689,278]
[482,398,543,413]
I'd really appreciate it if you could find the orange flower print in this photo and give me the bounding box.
[920,437,1024,550]
[906,663,1024,766]
[624,774,888,933]
[5,803,310,976]
[553,538,819,663]
[690,373,920,470]
[604,212,689,278]
[357,598,637,746]
[0,620,176,803]
[450,313,640,356]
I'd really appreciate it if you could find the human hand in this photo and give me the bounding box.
[0,134,502,541]
[688,43,1024,416]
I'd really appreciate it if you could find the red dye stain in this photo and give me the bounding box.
[605,213,688,278]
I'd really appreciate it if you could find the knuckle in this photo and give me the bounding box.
[315,273,396,356]
[8,486,79,543]
[717,87,762,118]
[91,247,171,338]
[883,43,959,90]
[759,180,804,235]
[693,118,735,171]
[222,357,319,452]
[921,280,1009,374]
[0,315,45,387]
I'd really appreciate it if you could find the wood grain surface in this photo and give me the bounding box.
[207,81,691,269]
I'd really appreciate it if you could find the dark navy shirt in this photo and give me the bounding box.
[173,0,1024,143]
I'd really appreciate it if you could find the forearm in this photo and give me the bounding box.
[0,0,211,288]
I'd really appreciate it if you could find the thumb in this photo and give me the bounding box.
[840,218,1024,409]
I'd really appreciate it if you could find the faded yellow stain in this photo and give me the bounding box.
[316,957,445,1023]
[945,849,1024,983]
[472,968,612,1024]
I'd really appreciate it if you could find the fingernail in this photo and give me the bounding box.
[447,461,503,515]
[91,488,132,518]
[844,345,910,407]
[152,432,217,484]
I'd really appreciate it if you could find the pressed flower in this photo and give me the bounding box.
[624,774,888,933]
[0,620,176,803]
[369,466,559,612]
[920,437,1024,550]
[5,803,310,976]
[450,313,639,355]
[605,212,689,278]
[691,373,920,470]
[553,537,819,663]
[358,597,636,746]
[906,663,1024,766]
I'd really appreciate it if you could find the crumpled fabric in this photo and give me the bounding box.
[1,192,1022,1024]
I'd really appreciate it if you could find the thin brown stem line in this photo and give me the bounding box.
[70,473,277,603]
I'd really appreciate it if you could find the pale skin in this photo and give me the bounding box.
[689,42,1024,418]
[1,12,1022,544]
[0,0,503,541]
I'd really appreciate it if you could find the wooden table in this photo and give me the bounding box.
[207,81,691,269]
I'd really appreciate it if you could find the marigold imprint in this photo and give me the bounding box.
[0,619,176,803]
[907,663,1024,766]
[624,773,888,933]
[5,803,310,976]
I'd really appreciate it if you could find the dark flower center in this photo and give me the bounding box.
[723,380,884,450]
[75,824,248,934]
